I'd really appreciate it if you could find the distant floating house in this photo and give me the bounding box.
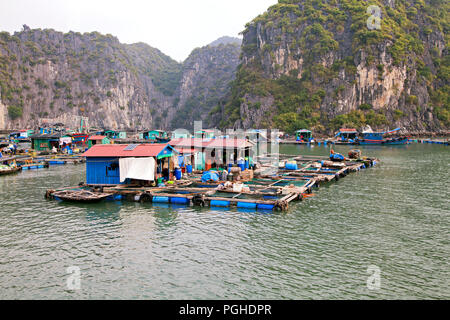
[9,130,34,141]
[139,130,169,143]
[295,129,314,142]
[194,130,216,139]
[30,132,68,151]
[87,135,110,148]
[95,130,126,140]
[335,128,358,142]
[82,143,179,185]
[169,138,255,171]
[171,129,192,139]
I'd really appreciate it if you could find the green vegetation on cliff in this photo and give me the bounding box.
[216,0,449,132]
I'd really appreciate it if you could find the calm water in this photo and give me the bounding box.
[0,144,448,299]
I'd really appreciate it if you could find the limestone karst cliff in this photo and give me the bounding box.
[0,26,240,131]
[1,0,449,134]
[211,0,449,133]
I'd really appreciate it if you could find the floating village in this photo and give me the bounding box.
[0,124,448,212]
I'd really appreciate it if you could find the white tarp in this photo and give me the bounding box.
[59,137,72,145]
[119,157,156,182]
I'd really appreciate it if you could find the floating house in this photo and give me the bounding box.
[335,128,358,142]
[169,138,255,171]
[30,133,68,151]
[95,130,126,140]
[9,130,34,141]
[139,130,169,142]
[82,143,179,185]
[295,129,314,142]
[171,130,192,139]
[194,130,215,139]
[87,135,110,148]
[39,126,65,135]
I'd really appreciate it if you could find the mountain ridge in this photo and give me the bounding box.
[211,0,449,133]
[0,26,241,130]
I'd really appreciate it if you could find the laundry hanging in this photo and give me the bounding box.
[119,157,156,182]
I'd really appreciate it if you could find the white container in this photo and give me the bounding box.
[233,183,243,193]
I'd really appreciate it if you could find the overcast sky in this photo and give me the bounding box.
[0,0,278,61]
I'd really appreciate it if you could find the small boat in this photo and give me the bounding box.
[0,165,22,176]
[357,128,408,145]
[51,190,112,203]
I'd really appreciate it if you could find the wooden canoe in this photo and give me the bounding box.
[52,190,111,203]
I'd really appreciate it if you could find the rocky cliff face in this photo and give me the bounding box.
[0,26,241,131]
[0,26,184,130]
[170,38,241,130]
[214,0,449,133]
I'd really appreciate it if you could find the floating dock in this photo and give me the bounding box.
[45,152,379,211]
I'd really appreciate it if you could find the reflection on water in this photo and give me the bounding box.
[0,144,448,299]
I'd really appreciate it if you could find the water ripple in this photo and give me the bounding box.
[0,145,449,299]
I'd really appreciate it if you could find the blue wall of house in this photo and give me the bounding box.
[86,157,121,185]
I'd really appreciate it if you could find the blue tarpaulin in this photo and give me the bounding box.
[202,171,219,182]
[178,155,185,167]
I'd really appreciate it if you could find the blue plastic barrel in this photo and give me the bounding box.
[285,163,298,170]
[210,200,230,207]
[237,159,245,171]
[257,204,274,211]
[186,165,193,173]
[153,196,169,203]
[174,168,182,180]
[237,202,257,209]
[170,197,189,205]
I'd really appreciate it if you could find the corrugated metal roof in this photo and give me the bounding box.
[88,135,107,140]
[82,143,174,158]
[169,138,253,149]
[29,133,65,139]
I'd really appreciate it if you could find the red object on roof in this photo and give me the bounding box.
[170,138,253,149]
[82,144,173,157]
[88,135,107,141]
[339,128,357,132]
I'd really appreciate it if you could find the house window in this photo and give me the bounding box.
[106,162,119,177]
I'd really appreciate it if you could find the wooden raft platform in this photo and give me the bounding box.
[45,152,380,211]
